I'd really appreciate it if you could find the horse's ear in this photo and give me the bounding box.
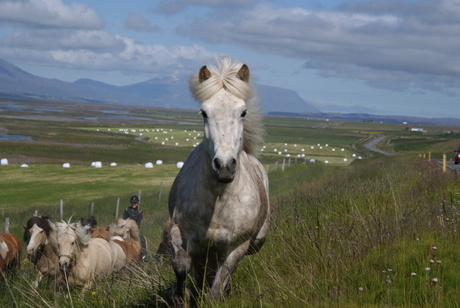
[237,64,250,82]
[199,65,212,83]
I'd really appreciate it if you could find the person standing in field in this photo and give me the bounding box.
[123,195,148,261]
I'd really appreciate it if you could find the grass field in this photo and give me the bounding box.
[1,99,460,307]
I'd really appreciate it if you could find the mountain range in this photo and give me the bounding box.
[1,58,459,125]
[0,58,320,114]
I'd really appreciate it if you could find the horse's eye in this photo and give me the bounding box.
[241,110,247,118]
[200,110,208,119]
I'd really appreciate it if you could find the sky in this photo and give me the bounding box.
[0,0,459,119]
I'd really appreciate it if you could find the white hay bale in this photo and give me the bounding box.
[145,162,154,168]
[156,160,163,165]
[94,161,102,168]
[62,163,70,168]
[110,162,117,166]
[21,164,29,168]
[1,158,8,166]
[176,162,184,168]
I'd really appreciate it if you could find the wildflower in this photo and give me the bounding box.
[436,260,441,264]
[411,272,417,276]
[431,278,439,283]
[358,287,364,292]
[425,267,431,271]
[386,276,391,284]
[92,291,97,296]
[430,259,435,263]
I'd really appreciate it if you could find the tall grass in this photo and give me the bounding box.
[228,155,460,307]
[2,155,460,307]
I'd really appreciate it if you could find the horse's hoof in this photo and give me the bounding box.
[167,284,190,307]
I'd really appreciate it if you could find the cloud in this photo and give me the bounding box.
[176,1,460,94]
[124,12,161,33]
[0,0,216,75]
[154,0,256,16]
[0,0,104,29]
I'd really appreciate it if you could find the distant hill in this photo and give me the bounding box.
[269,112,460,126]
[0,58,320,114]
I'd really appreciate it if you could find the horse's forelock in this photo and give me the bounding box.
[189,57,254,103]
[26,216,53,235]
[190,57,264,156]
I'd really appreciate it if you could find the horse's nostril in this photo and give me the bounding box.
[213,158,222,170]
[230,158,237,170]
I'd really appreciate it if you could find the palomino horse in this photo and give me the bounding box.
[56,221,125,291]
[23,216,61,287]
[0,233,21,274]
[168,57,270,304]
[108,218,144,262]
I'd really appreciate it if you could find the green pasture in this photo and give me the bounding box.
[2,100,460,306]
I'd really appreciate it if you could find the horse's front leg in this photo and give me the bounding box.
[209,240,250,299]
[169,224,191,305]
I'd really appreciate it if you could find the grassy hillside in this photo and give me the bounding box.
[1,100,460,306]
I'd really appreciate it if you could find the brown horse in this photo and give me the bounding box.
[23,216,62,287]
[110,235,141,266]
[107,219,142,263]
[0,233,22,274]
[80,216,111,241]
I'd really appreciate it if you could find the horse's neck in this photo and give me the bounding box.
[47,230,60,256]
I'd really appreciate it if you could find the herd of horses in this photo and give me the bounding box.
[1,57,271,305]
[0,216,146,291]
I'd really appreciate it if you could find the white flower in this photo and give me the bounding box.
[411,272,417,276]
[425,267,431,271]
[358,287,364,292]
[431,278,439,283]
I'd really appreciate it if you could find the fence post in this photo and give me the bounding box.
[282,159,285,172]
[4,217,9,233]
[90,202,94,215]
[443,154,446,172]
[275,161,278,171]
[138,190,142,202]
[60,200,64,221]
[115,197,120,219]
[34,210,38,217]
[159,182,163,202]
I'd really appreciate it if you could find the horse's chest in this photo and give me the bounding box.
[190,198,259,245]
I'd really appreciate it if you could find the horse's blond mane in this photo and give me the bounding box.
[117,218,141,242]
[189,56,264,156]
[56,220,91,246]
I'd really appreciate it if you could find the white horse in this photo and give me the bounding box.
[56,221,124,291]
[168,57,270,304]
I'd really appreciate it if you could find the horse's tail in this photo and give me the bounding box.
[154,218,171,262]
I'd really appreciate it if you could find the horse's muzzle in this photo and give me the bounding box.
[213,157,237,183]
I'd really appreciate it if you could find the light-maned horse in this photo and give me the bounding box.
[168,57,270,304]
[23,216,62,287]
[108,218,143,262]
[56,221,124,291]
[0,233,21,274]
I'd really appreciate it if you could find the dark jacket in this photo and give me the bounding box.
[123,206,143,227]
